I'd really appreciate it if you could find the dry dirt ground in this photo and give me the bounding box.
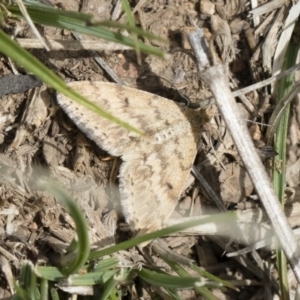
[0,0,300,299]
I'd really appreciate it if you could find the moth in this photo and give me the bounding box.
[57,81,210,234]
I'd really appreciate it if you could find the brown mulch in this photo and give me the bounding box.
[0,0,299,299]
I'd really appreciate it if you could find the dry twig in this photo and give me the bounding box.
[188,27,300,283]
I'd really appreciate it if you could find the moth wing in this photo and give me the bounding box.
[57,81,204,232]
[119,121,198,233]
[57,81,187,157]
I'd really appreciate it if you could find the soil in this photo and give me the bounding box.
[0,0,299,299]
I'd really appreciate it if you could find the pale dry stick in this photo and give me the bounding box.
[262,7,285,73]
[249,0,260,27]
[232,63,300,97]
[0,255,15,294]
[192,166,226,212]
[188,28,300,283]
[226,224,300,257]
[272,0,300,76]
[169,216,281,253]
[39,0,124,84]
[111,0,123,20]
[0,245,19,263]
[16,38,132,51]
[229,75,257,116]
[152,225,271,283]
[198,62,300,108]
[254,10,276,37]
[210,235,276,286]
[15,0,50,51]
[249,0,286,17]
[295,285,300,299]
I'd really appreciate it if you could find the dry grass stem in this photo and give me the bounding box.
[189,27,300,284]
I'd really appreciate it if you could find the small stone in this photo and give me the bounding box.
[200,0,215,15]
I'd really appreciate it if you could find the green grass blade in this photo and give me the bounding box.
[164,288,182,300]
[273,42,297,201]
[165,261,220,300]
[138,268,200,289]
[67,270,118,286]
[12,286,29,300]
[191,264,234,289]
[14,0,49,50]
[50,287,60,300]
[36,267,65,281]
[120,0,136,28]
[7,4,165,57]
[92,258,119,272]
[14,261,39,300]
[0,29,142,135]
[96,20,166,42]
[108,293,119,300]
[120,0,140,62]
[272,41,299,300]
[40,278,48,300]
[40,182,90,276]
[89,213,235,260]
[36,258,119,282]
[18,0,51,8]
[100,275,119,300]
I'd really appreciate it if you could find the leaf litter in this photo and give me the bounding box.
[0,0,300,298]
